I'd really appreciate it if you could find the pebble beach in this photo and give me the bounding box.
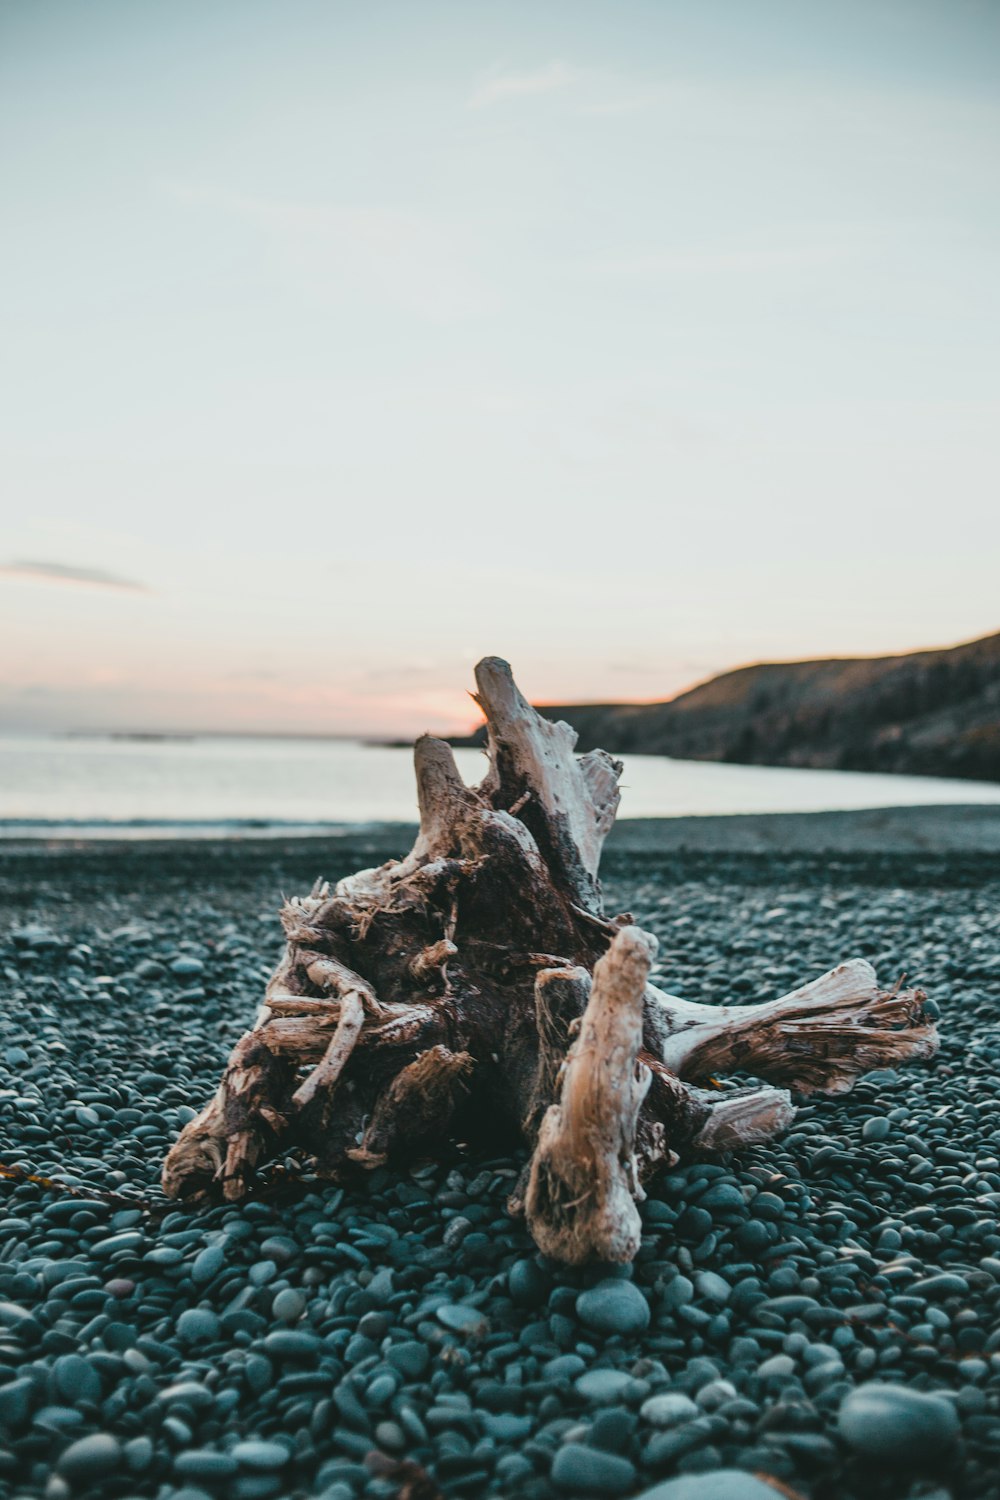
[2,818,1000,1500]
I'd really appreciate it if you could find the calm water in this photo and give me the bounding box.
[1,734,999,838]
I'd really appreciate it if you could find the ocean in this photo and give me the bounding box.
[1,733,998,838]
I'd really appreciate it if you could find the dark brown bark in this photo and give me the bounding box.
[163,657,938,1264]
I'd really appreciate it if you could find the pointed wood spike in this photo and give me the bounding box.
[472,656,622,913]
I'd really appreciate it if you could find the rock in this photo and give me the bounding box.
[694,1272,731,1304]
[170,956,205,976]
[231,1440,291,1470]
[699,1183,744,1212]
[436,1303,488,1336]
[386,1342,429,1379]
[123,1435,153,1473]
[911,1273,970,1297]
[0,1302,42,1339]
[862,1117,891,1142]
[509,1258,549,1307]
[576,1279,650,1336]
[271,1288,306,1323]
[175,1450,239,1479]
[633,1474,786,1499]
[53,1354,101,1405]
[157,1382,215,1410]
[551,1442,637,1494]
[696,1379,737,1411]
[661,1275,694,1310]
[640,1393,699,1428]
[575,1369,635,1401]
[191,1244,226,1284]
[56,1434,122,1483]
[737,1220,771,1252]
[0,1378,35,1429]
[591,1406,637,1452]
[177,1308,220,1344]
[481,1412,533,1441]
[259,1235,298,1264]
[262,1329,320,1358]
[366,1373,397,1407]
[675,1207,713,1241]
[838,1383,960,1461]
[133,958,166,979]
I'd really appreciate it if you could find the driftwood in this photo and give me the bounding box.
[163,657,938,1264]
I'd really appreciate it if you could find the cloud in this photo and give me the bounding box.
[469,60,577,109]
[0,560,148,592]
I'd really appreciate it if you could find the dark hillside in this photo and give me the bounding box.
[453,632,1000,781]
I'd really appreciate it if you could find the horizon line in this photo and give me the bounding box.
[3,624,996,741]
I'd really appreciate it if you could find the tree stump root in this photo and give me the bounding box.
[163,657,938,1263]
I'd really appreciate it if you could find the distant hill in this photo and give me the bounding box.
[453,632,1000,783]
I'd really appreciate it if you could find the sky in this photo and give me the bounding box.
[1,0,998,736]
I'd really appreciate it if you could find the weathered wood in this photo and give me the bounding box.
[163,657,939,1262]
[525,926,658,1264]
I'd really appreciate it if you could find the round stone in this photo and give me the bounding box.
[698,1183,744,1212]
[53,1354,101,1405]
[0,1378,35,1429]
[170,956,205,976]
[56,1434,122,1483]
[912,1273,970,1298]
[640,1393,699,1428]
[436,1303,488,1336]
[177,1308,220,1344]
[737,1221,771,1253]
[838,1383,960,1462]
[675,1207,712,1241]
[231,1440,291,1471]
[633,1474,787,1499]
[262,1329,320,1358]
[862,1117,891,1142]
[509,1257,549,1308]
[551,1442,636,1494]
[191,1244,226,1284]
[695,1272,731,1305]
[577,1279,650,1336]
[386,1341,429,1379]
[175,1451,239,1479]
[575,1369,635,1401]
[271,1288,306,1323]
[661,1275,694,1310]
[482,1412,533,1441]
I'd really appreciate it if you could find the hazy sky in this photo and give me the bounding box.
[2,0,998,735]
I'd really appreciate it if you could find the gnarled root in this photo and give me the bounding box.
[162,1029,291,1202]
[646,958,937,1095]
[525,926,659,1264]
[162,656,941,1264]
[348,1046,475,1167]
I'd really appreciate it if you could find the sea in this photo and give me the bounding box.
[1,733,999,839]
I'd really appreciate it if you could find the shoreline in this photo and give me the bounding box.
[2,802,1000,853]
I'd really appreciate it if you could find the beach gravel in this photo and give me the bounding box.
[1,831,999,1499]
